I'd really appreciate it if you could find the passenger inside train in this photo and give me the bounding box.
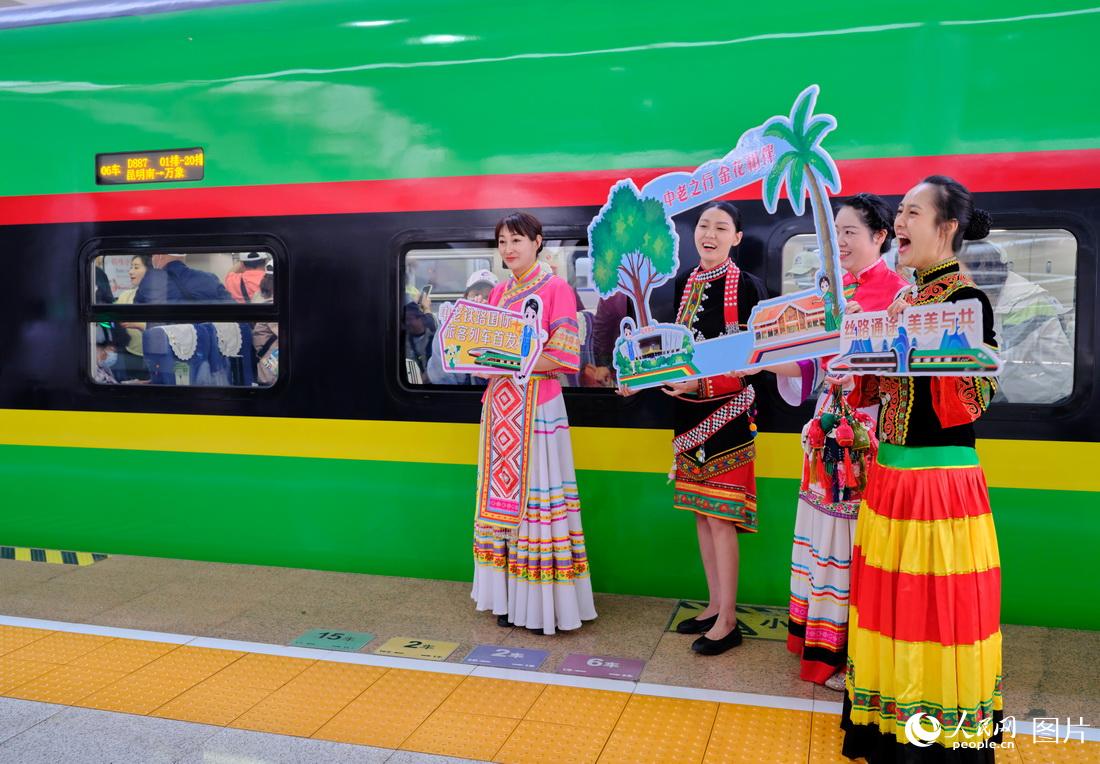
[89,251,279,387]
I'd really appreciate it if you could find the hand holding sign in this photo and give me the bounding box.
[827,299,1000,377]
[435,297,546,382]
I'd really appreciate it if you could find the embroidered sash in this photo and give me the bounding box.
[672,387,755,455]
[475,266,555,530]
[476,376,538,530]
[675,259,741,333]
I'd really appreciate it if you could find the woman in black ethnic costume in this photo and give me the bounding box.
[841,177,1004,762]
[665,202,766,656]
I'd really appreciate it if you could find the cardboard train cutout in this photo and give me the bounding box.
[436,296,546,383]
[589,84,999,389]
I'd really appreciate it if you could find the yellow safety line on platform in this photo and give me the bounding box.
[0,547,105,566]
[0,408,1095,492]
[0,624,1095,762]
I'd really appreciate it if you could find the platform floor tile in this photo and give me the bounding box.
[439,676,547,719]
[312,694,431,749]
[71,638,178,673]
[231,662,386,737]
[5,631,111,664]
[313,668,465,748]
[404,709,518,760]
[495,719,610,764]
[807,711,851,764]
[6,663,126,705]
[79,672,198,716]
[0,656,56,695]
[524,685,630,734]
[0,626,52,657]
[598,694,719,764]
[1017,734,1100,763]
[704,703,812,764]
[150,675,272,726]
[139,645,245,681]
[208,652,315,690]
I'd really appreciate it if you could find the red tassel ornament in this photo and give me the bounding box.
[844,449,857,488]
[816,451,831,488]
[808,419,826,449]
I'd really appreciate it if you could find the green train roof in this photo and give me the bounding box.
[1,0,1098,197]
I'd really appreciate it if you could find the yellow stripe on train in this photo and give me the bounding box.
[0,408,1095,493]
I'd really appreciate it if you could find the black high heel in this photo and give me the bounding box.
[691,621,743,655]
[675,613,718,634]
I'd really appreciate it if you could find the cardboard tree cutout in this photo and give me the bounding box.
[589,85,848,390]
[589,186,678,330]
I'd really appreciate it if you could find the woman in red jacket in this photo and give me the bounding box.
[774,194,910,690]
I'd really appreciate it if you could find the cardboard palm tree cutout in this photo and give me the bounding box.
[590,85,847,389]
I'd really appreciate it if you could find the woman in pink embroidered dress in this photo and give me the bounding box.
[471,212,597,634]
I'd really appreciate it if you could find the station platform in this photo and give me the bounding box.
[0,554,1096,763]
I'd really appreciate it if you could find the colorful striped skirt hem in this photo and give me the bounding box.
[471,394,596,635]
[673,459,757,530]
[787,491,857,685]
[841,443,1003,762]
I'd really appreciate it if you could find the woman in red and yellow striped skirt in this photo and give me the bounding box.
[841,176,1003,762]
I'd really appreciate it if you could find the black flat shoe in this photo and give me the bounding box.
[691,621,743,655]
[497,614,512,628]
[675,613,719,634]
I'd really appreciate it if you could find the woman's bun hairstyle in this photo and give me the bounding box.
[964,208,992,241]
[922,175,990,252]
[837,192,896,254]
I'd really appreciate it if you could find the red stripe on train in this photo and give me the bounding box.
[2,149,1098,226]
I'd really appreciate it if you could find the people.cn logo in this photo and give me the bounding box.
[904,713,943,747]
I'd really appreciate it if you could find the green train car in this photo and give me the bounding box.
[0,0,1097,629]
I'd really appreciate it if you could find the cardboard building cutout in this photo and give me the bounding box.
[590,85,847,390]
[827,299,1001,377]
[435,296,546,383]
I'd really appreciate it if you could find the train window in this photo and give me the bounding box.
[959,229,1076,405]
[92,251,276,305]
[89,320,279,387]
[87,247,280,388]
[401,239,610,389]
[778,228,1078,405]
[780,234,824,295]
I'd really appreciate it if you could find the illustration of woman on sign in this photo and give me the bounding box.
[819,273,840,332]
[621,318,637,361]
[515,296,545,383]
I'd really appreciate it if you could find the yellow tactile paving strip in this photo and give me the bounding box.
[0,624,1097,763]
[0,547,106,566]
